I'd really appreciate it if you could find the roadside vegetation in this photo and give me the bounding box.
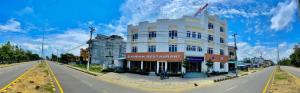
[278,47,300,67]
[70,64,103,73]
[3,62,55,93]
[270,67,300,93]
[0,41,40,64]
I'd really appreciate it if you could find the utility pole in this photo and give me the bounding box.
[41,30,45,62]
[87,26,95,71]
[233,33,238,77]
[277,42,280,64]
[56,48,59,62]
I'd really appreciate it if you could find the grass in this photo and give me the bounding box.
[43,83,55,93]
[70,64,103,73]
[274,69,288,80]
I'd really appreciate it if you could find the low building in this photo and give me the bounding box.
[90,34,126,69]
[228,46,237,72]
[80,48,89,62]
[250,57,264,68]
[126,12,229,75]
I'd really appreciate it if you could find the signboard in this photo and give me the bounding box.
[126,52,184,62]
[186,56,204,62]
[205,54,228,62]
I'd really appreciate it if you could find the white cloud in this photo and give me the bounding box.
[0,18,21,32]
[235,42,295,63]
[16,6,34,15]
[270,0,298,31]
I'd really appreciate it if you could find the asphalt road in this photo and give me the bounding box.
[183,66,275,93]
[0,62,36,88]
[281,66,300,77]
[48,61,148,93]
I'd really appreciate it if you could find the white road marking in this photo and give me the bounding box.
[225,85,237,91]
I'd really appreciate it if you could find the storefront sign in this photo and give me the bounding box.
[126,52,184,62]
[186,57,204,62]
[205,54,228,62]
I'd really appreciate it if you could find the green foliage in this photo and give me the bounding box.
[60,53,76,64]
[0,41,40,64]
[278,48,300,67]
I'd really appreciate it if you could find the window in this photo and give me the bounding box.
[149,31,156,39]
[187,31,190,38]
[208,23,214,29]
[132,33,138,41]
[220,27,224,32]
[148,45,156,52]
[169,45,177,52]
[197,33,201,39]
[208,48,213,54]
[220,37,224,43]
[208,35,214,41]
[191,46,196,51]
[220,49,224,55]
[192,32,196,38]
[169,30,177,39]
[132,46,137,53]
[186,45,191,51]
[197,46,202,52]
[220,63,224,69]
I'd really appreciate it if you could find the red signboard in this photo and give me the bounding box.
[126,52,184,62]
[205,54,228,62]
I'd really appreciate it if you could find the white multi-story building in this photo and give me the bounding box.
[126,13,229,75]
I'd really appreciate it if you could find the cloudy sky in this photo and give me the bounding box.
[0,0,299,62]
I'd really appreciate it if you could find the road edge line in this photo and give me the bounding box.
[46,62,64,93]
[262,67,276,93]
[0,63,35,92]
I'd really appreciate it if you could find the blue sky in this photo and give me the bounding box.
[0,0,299,62]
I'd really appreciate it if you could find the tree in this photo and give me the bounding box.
[290,48,300,67]
[51,54,58,61]
[60,53,76,64]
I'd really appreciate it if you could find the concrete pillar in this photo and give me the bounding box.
[141,61,143,70]
[164,62,167,71]
[127,61,131,69]
[156,61,159,73]
[181,62,185,74]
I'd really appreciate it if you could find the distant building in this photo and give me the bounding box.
[90,34,126,69]
[250,57,264,68]
[80,48,89,62]
[228,46,237,72]
[126,13,229,75]
[228,46,237,61]
[262,60,273,67]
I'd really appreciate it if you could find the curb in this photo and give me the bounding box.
[64,65,98,76]
[213,76,238,82]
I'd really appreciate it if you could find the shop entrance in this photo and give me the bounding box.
[186,62,201,72]
[158,62,166,73]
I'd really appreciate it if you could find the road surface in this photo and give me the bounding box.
[48,61,148,93]
[281,66,300,77]
[183,66,275,93]
[0,62,36,88]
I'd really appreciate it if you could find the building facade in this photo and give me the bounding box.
[126,13,229,75]
[90,34,126,69]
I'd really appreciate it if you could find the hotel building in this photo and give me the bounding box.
[126,13,228,75]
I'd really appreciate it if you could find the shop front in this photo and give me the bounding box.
[126,52,184,74]
[186,56,204,72]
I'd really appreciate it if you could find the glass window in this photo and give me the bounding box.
[220,63,224,69]
[220,37,224,43]
[192,32,196,38]
[187,31,190,38]
[148,45,156,52]
[169,30,177,39]
[169,45,177,52]
[208,35,214,41]
[186,45,191,51]
[132,33,138,41]
[220,49,224,55]
[220,27,224,32]
[192,46,196,51]
[208,48,213,54]
[197,46,202,52]
[197,33,201,39]
[132,46,137,53]
[149,31,156,39]
[208,23,214,29]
